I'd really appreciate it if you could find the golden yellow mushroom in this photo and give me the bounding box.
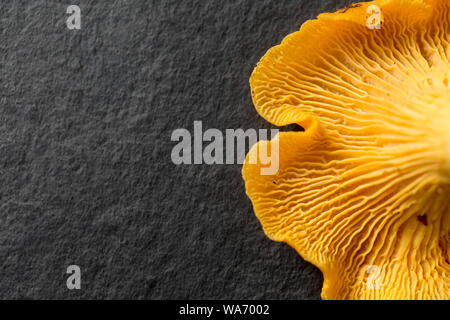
[243,0,449,300]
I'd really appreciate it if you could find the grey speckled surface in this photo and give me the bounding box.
[1,0,352,299]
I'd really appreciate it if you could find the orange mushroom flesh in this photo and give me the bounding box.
[243,0,449,299]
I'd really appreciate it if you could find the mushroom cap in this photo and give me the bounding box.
[243,0,450,299]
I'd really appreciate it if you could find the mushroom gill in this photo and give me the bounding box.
[243,0,450,299]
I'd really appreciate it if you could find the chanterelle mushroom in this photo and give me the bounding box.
[243,0,449,300]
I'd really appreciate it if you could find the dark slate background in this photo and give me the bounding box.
[1,0,352,299]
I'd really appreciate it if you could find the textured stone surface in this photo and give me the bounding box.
[0,0,352,299]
